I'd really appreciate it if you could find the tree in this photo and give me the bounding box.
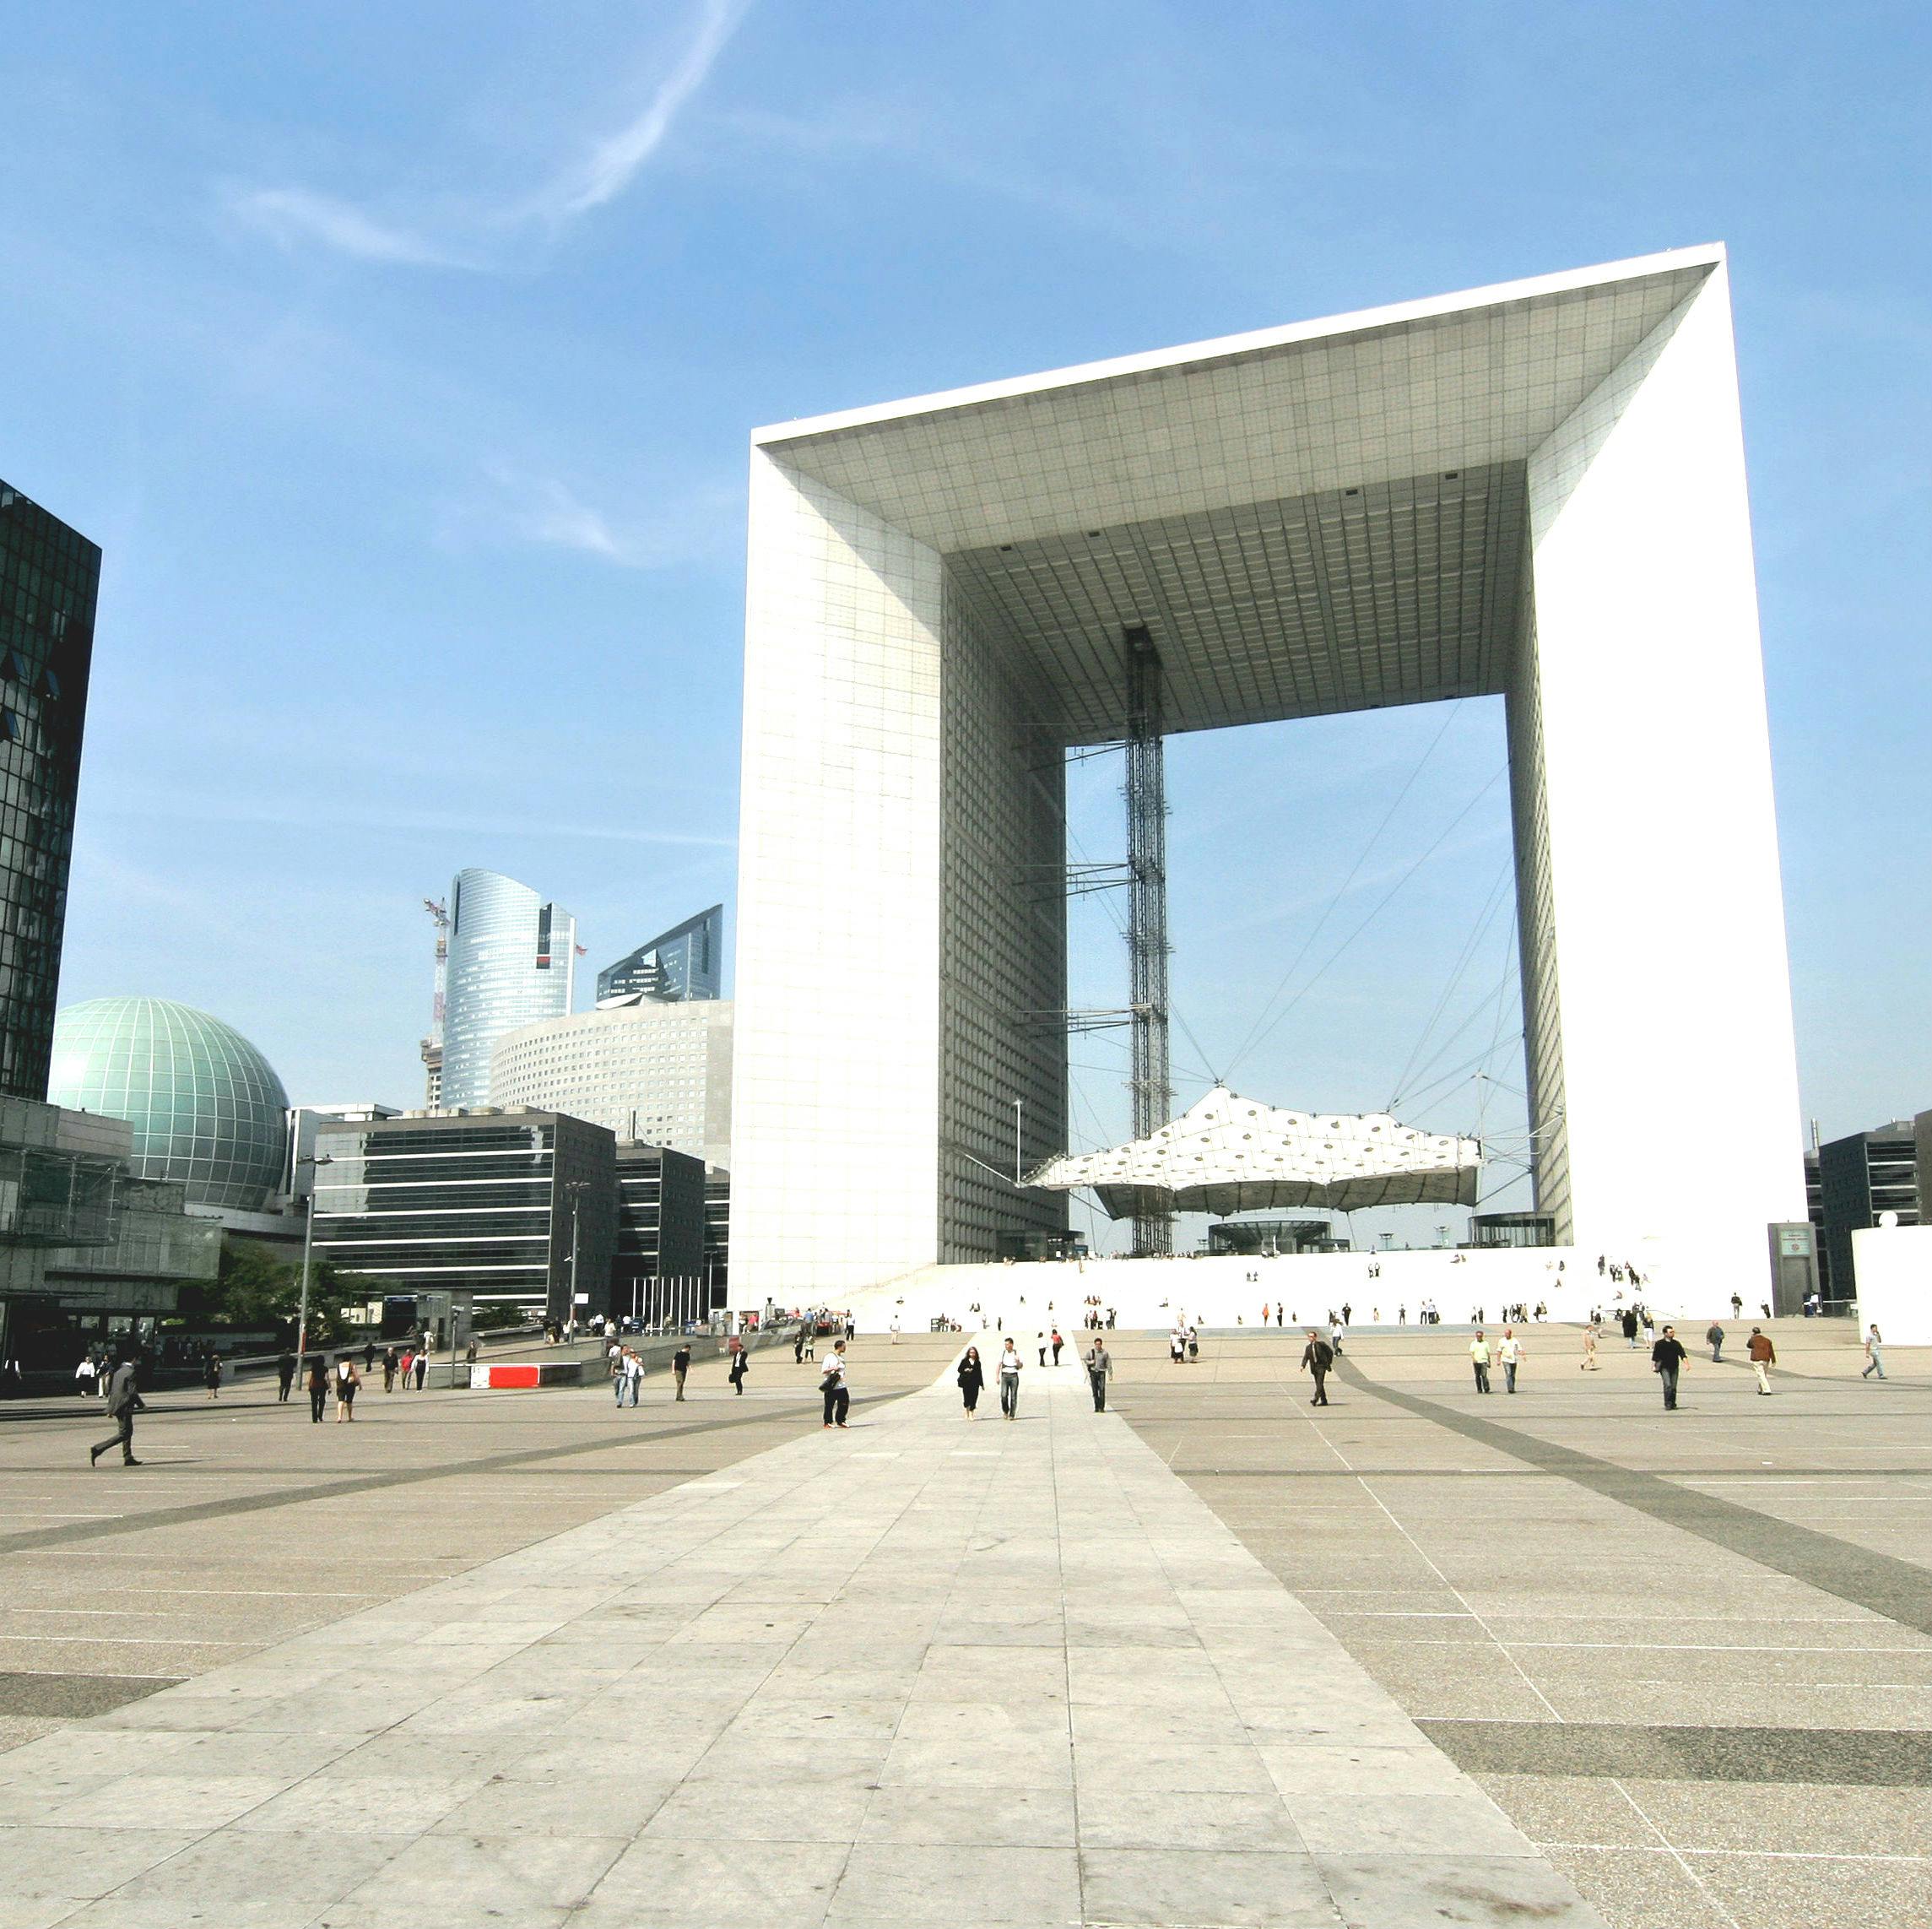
[176,1241,370,1343]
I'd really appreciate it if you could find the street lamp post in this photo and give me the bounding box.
[294,1154,333,1393]
[1014,1098,1024,1185]
[562,1178,590,1340]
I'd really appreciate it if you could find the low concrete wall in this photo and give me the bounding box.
[1853,1225,1932,1346]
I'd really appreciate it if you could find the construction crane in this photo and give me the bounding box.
[420,897,449,1108]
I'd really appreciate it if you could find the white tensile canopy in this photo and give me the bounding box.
[1026,1086,1482,1221]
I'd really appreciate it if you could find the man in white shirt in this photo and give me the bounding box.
[1496,1327,1523,1394]
[820,1341,850,1428]
[1469,1330,1492,1395]
[998,1341,1024,1418]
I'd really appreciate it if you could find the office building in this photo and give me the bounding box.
[440,870,576,1111]
[597,904,722,1005]
[611,1141,706,1322]
[1817,1121,1921,1309]
[311,1109,615,1322]
[490,999,732,1172]
[0,1094,220,1379]
[0,482,97,1101]
[731,248,1806,1302]
[704,1168,730,1300]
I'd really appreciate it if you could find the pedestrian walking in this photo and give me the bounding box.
[1863,1325,1886,1380]
[889,1317,901,1344]
[1051,1328,1063,1364]
[998,1338,1023,1419]
[1497,1327,1522,1394]
[1085,1338,1112,1411]
[1653,1325,1688,1409]
[1707,1322,1725,1363]
[334,1356,360,1422]
[957,1345,985,1417]
[1580,1322,1600,1371]
[624,1349,643,1405]
[728,1344,749,1395]
[382,1346,397,1392]
[1037,1333,1047,1367]
[306,1357,328,1423]
[276,1350,295,1401]
[89,1360,146,1466]
[413,1348,427,1390]
[363,1341,376,1374]
[1621,1309,1639,1350]
[1302,1328,1334,1406]
[202,1352,222,1401]
[73,1355,97,1399]
[1469,1330,1492,1395]
[1341,1302,1352,1327]
[612,1347,629,1405]
[1187,1324,1199,1362]
[793,1326,806,1364]
[820,1340,850,1428]
[398,1347,414,1390]
[463,1336,478,1384]
[672,1342,691,1401]
[1747,1327,1775,1395]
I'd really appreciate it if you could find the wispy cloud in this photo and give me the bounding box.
[228,0,748,268]
[92,801,736,849]
[532,0,747,223]
[440,461,738,570]
[227,187,474,268]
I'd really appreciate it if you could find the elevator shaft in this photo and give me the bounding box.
[1123,625,1173,1258]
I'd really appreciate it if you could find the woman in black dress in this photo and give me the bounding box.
[956,1346,985,1419]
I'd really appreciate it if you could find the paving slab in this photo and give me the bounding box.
[0,1357,1601,1927]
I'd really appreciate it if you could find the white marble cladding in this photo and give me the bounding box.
[735,250,1807,1303]
[732,455,945,1298]
[1522,263,1806,1279]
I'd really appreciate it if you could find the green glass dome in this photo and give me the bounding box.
[48,998,290,1211]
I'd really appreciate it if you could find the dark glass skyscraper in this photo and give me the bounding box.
[0,483,95,1100]
[597,904,723,1005]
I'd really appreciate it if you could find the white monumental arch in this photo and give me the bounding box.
[733,247,1806,1303]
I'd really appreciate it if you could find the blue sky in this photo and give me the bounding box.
[2,2,1925,1238]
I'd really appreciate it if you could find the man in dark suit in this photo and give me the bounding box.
[90,1359,145,1466]
[1301,1329,1334,1406]
[1652,1325,1688,1411]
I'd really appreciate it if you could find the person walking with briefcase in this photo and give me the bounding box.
[89,1360,145,1466]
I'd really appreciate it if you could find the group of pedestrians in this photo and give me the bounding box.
[954,1336,1115,1418]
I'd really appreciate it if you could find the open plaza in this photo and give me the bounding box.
[0,1317,1925,1928]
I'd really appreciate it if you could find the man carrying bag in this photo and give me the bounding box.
[90,1359,145,1466]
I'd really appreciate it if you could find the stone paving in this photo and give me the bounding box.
[1117,1320,1932,1929]
[0,1351,1601,1928]
[0,1338,933,1753]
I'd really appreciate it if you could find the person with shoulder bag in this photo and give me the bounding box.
[820,1341,850,1428]
[89,1360,146,1466]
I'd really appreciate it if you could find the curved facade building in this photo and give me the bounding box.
[441,870,576,1110]
[47,996,290,1209]
[490,999,732,1171]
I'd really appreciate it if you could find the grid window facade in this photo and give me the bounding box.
[48,997,290,1210]
[441,870,576,1111]
[0,483,95,1101]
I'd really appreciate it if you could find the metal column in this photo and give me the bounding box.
[1123,625,1173,1256]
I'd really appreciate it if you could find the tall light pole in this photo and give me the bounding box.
[294,1153,333,1392]
[563,1178,589,1339]
[1014,1098,1024,1185]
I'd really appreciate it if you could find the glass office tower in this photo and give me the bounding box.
[440,870,576,1110]
[0,482,96,1100]
[597,903,722,1005]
